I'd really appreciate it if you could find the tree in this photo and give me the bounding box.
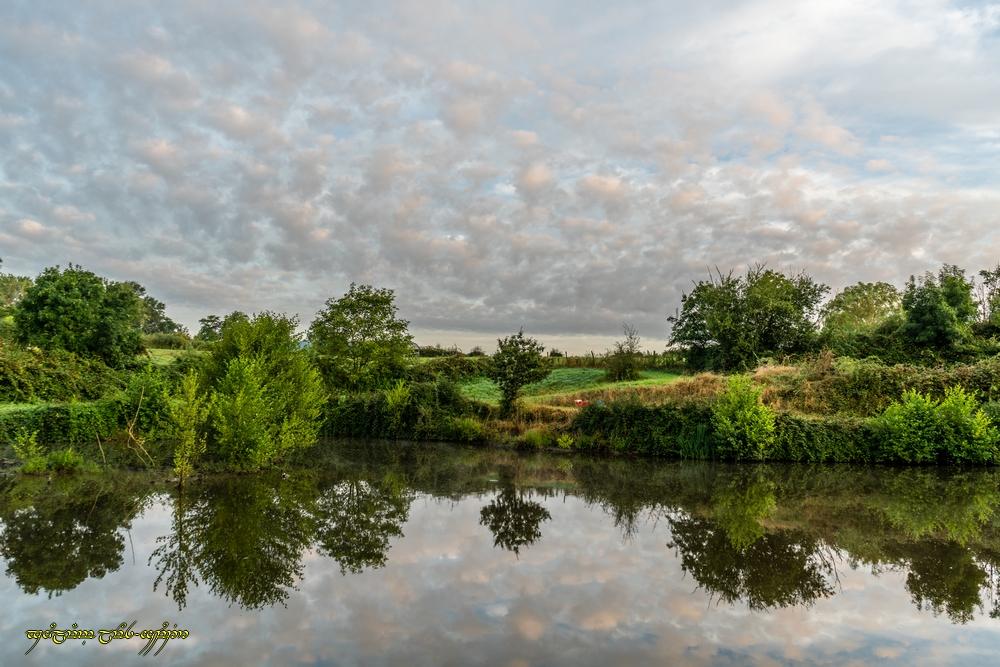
[199,312,326,470]
[668,266,829,371]
[122,282,185,335]
[489,329,551,415]
[605,323,641,381]
[13,264,143,367]
[901,265,976,350]
[977,265,1000,324]
[820,281,901,353]
[308,284,414,391]
[195,315,224,342]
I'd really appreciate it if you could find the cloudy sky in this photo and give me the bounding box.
[2,1,1000,352]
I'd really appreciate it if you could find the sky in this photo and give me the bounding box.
[1,0,1000,353]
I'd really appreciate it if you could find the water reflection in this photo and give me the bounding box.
[2,442,1000,630]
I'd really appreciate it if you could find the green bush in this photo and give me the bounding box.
[519,427,554,449]
[21,447,97,475]
[0,345,124,403]
[169,370,208,477]
[0,400,124,450]
[711,375,776,461]
[142,332,190,350]
[445,416,486,442]
[876,387,1000,464]
[200,312,327,470]
[323,379,471,440]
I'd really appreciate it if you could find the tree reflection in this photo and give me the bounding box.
[480,486,551,555]
[667,517,836,610]
[0,476,147,596]
[149,471,412,609]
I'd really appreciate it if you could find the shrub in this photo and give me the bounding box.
[446,416,486,442]
[382,380,411,432]
[935,387,999,464]
[11,429,43,464]
[520,427,554,449]
[711,375,775,461]
[876,387,1000,464]
[142,332,190,350]
[201,312,327,470]
[0,345,124,403]
[605,324,641,382]
[169,370,208,478]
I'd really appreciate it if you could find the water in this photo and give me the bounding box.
[3,441,1000,665]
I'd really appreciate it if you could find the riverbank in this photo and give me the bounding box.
[4,344,1000,472]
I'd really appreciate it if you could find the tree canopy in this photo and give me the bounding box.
[489,329,551,415]
[13,264,143,367]
[668,266,829,371]
[308,284,414,391]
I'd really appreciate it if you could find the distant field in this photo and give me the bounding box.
[459,368,682,406]
[144,348,206,366]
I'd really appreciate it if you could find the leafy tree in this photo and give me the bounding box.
[605,323,641,381]
[200,312,326,470]
[13,264,143,367]
[977,264,1000,324]
[489,329,551,415]
[309,283,414,391]
[668,265,829,371]
[123,282,185,335]
[821,281,900,344]
[901,265,976,350]
[195,315,224,342]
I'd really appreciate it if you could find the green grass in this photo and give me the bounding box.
[144,348,206,366]
[459,368,682,406]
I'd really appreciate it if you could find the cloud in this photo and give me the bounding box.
[0,1,999,352]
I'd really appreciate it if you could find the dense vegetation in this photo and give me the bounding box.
[3,256,1000,473]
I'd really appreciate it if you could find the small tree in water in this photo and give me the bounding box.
[489,329,551,416]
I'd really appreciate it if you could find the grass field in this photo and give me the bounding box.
[459,368,682,406]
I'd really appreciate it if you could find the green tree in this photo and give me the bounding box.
[13,264,143,367]
[308,284,414,391]
[977,264,1000,324]
[200,312,326,470]
[123,282,185,335]
[901,265,976,350]
[489,329,551,415]
[711,375,776,460]
[668,265,829,371]
[821,281,900,346]
[195,315,224,342]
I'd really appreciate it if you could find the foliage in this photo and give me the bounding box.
[0,400,124,452]
[143,332,191,350]
[668,265,829,371]
[605,323,641,381]
[309,284,414,392]
[0,260,32,316]
[0,345,124,402]
[13,264,143,367]
[195,314,224,342]
[405,355,492,383]
[977,264,1000,324]
[489,329,551,415]
[820,281,901,355]
[122,282,185,334]
[12,429,44,464]
[876,387,1000,464]
[901,265,977,353]
[169,371,208,478]
[201,312,326,470]
[323,379,470,440]
[711,375,776,461]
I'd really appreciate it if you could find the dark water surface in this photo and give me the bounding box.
[3,441,1000,665]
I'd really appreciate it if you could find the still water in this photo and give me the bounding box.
[3,440,1000,665]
